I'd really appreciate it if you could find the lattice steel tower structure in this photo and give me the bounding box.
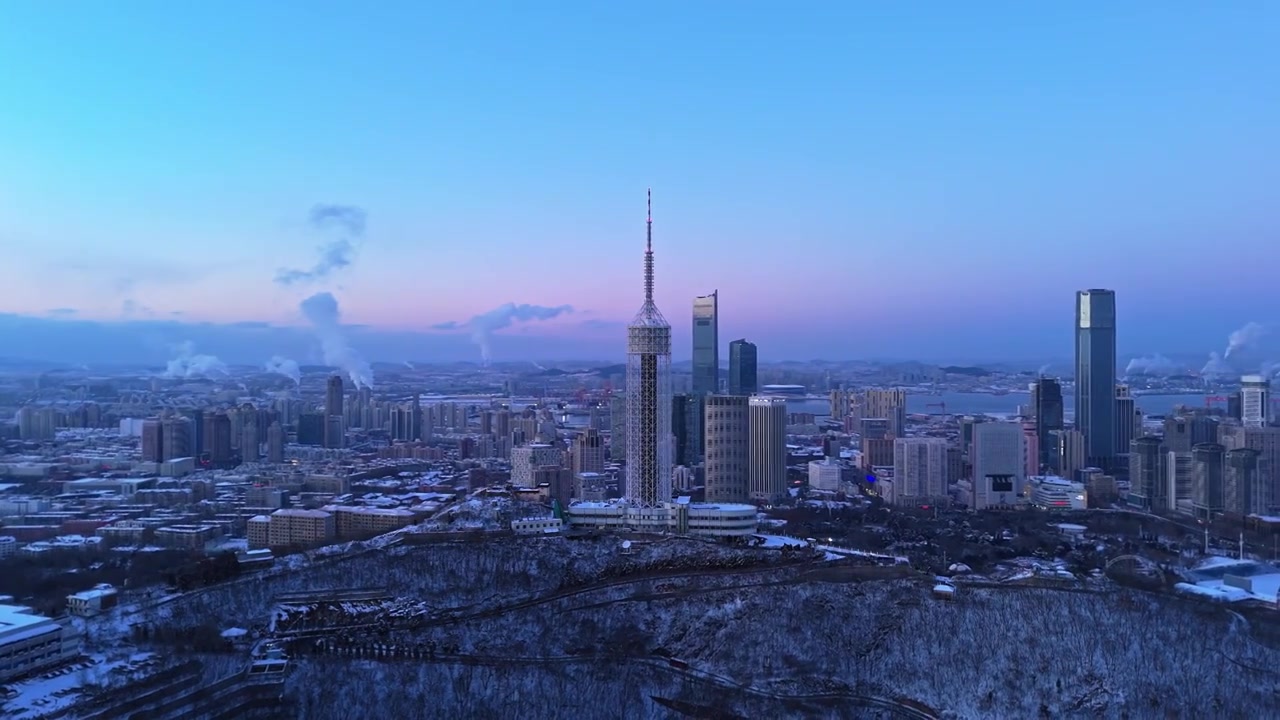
[625,189,673,506]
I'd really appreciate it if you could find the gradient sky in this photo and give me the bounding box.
[1,2,1277,365]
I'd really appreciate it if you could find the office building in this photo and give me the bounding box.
[1219,424,1280,513]
[893,437,948,505]
[1164,414,1219,453]
[1224,448,1267,517]
[1165,451,1195,513]
[971,422,1025,509]
[1190,443,1226,521]
[1241,374,1271,428]
[671,394,703,467]
[692,291,719,396]
[1114,386,1141,466]
[609,396,626,462]
[511,444,563,488]
[1074,289,1117,468]
[748,396,787,503]
[1128,436,1165,510]
[625,190,673,506]
[808,459,843,492]
[571,428,605,476]
[704,395,750,503]
[728,339,758,396]
[0,605,79,683]
[1028,475,1088,510]
[1030,377,1064,472]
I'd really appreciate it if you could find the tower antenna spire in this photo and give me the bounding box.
[644,188,654,304]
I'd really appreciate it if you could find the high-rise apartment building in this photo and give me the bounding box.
[267,421,285,464]
[748,396,787,503]
[297,413,324,446]
[893,437,947,504]
[325,375,345,449]
[862,389,907,438]
[971,422,1025,509]
[1241,374,1271,428]
[188,408,205,458]
[1030,377,1064,472]
[704,395,750,503]
[692,291,719,396]
[241,408,259,463]
[203,412,233,468]
[1074,289,1117,468]
[625,191,673,506]
[141,419,164,462]
[161,416,191,462]
[728,339,758,396]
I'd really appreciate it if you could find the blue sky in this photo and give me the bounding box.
[0,2,1277,366]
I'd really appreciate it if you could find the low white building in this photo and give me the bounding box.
[1029,475,1088,511]
[808,459,843,492]
[66,584,119,617]
[0,536,16,558]
[0,605,79,682]
[511,517,564,535]
[565,500,757,538]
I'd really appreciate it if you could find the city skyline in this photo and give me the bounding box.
[2,4,1278,365]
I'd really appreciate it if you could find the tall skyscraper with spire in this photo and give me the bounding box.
[625,189,673,506]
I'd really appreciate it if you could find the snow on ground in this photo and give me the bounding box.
[1195,555,1253,570]
[221,627,248,639]
[1,652,158,720]
[206,537,249,554]
[753,535,876,562]
[1188,575,1280,604]
[753,534,807,548]
[1182,557,1280,603]
[815,543,909,564]
[1174,582,1253,603]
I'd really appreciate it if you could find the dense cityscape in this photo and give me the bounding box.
[4,4,1279,719]
[2,190,1279,718]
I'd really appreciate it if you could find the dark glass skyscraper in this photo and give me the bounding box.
[692,291,719,396]
[1030,377,1064,471]
[1075,289,1117,468]
[728,339,758,396]
[671,393,703,467]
